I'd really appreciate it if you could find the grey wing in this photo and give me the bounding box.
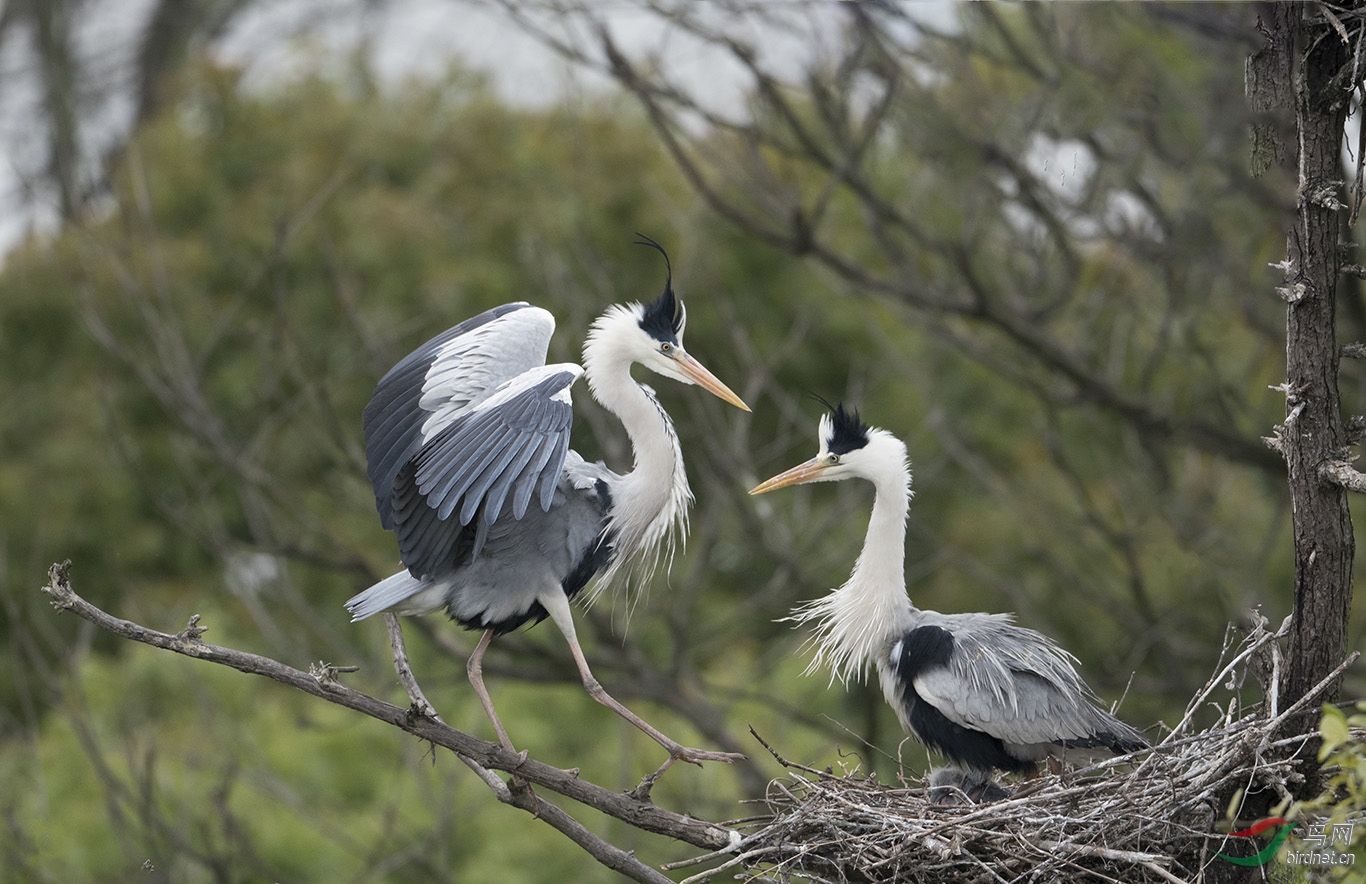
[364,302,555,529]
[912,612,1115,747]
[393,363,583,579]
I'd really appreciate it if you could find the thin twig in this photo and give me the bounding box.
[385,611,443,722]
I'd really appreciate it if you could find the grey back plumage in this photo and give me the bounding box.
[896,610,1147,760]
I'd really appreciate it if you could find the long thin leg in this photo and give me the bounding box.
[467,627,518,756]
[540,590,744,770]
[466,628,539,810]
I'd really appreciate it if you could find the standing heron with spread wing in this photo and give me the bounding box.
[750,403,1147,799]
[348,236,749,768]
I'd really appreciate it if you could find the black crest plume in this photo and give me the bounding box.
[634,233,685,342]
[811,394,870,455]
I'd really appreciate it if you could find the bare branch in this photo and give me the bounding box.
[39,561,742,883]
[1319,458,1366,493]
[384,611,443,722]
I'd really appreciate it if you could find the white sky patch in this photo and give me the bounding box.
[1024,134,1097,206]
[225,550,285,596]
[0,0,961,263]
[1000,132,1162,244]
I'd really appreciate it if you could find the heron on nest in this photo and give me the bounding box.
[750,402,1147,799]
[348,236,749,770]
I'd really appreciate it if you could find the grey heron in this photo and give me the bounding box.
[750,403,1147,796]
[348,237,749,768]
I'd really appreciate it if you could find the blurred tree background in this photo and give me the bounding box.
[0,2,1360,881]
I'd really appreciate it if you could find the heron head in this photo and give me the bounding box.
[590,235,749,411]
[750,401,907,493]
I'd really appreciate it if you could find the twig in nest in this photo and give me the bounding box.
[748,725,827,776]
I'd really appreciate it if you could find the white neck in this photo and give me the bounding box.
[788,435,918,685]
[849,471,913,608]
[581,310,692,598]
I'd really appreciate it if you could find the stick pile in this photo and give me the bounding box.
[698,618,1358,884]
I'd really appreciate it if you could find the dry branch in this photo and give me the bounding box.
[39,561,739,884]
[1320,459,1366,494]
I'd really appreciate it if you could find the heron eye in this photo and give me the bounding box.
[828,454,840,464]
[660,342,673,353]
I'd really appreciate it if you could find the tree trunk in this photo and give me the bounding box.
[1281,5,1356,726]
[1218,8,1360,882]
[1249,0,1356,782]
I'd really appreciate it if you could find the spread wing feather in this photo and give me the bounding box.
[362,302,586,581]
[363,302,556,529]
[391,365,579,579]
[412,367,577,522]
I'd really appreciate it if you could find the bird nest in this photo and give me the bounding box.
[691,618,1359,884]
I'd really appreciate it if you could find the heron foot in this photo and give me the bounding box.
[927,766,1009,805]
[673,747,747,766]
[656,746,746,776]
[930,783,1007,805]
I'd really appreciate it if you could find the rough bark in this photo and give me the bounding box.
[1263,2,1356,734]
[1247,2,1362,832]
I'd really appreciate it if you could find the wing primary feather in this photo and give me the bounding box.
[482,433,540,523]
[450,390,547,522]
[471,509,492,560]
[460,431,532,525]
[539,440,569,512]
[511,435,559,519]
[364,302,553,524]
[418,423,505,520]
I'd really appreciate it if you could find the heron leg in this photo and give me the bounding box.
[466,628,520,758]
[540,590,744,770]
[466,629,542,810]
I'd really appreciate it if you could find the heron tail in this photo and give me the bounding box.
[345,570,430,621]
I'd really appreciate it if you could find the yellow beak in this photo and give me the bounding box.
[675,352,750,412]
[749,458,829,495]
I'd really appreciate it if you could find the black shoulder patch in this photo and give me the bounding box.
[895,624,955,681]
[563,528,617,600]
[906,694,1035,774]
[894,624,1035,774]
[593,477,613,511]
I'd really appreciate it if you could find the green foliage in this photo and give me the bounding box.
[1272,704,1366,883]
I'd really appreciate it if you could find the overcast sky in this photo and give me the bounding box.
[0,0,960,262]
